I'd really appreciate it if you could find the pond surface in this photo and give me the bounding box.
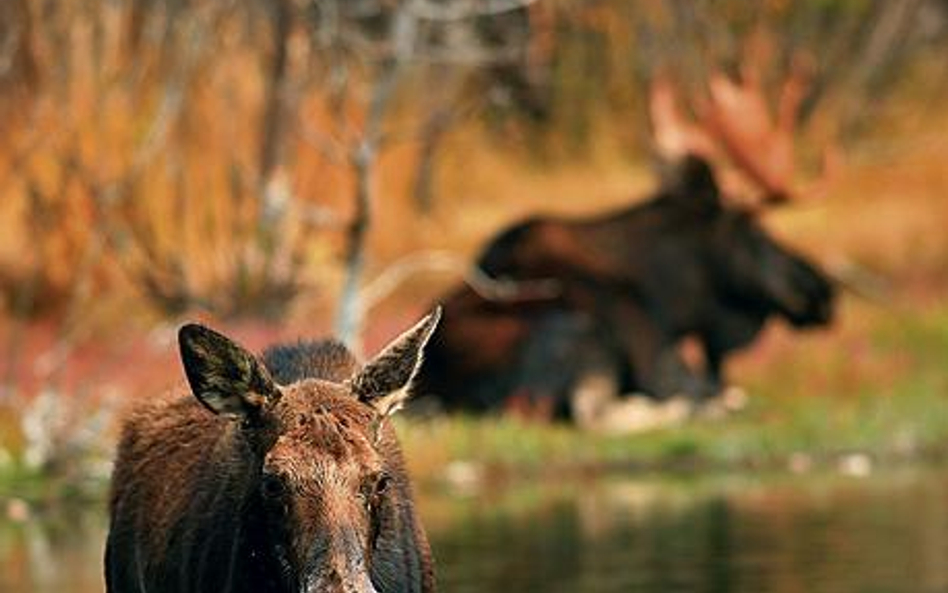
[2,467,947,593]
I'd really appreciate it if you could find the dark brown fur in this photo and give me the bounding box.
[106,311,440,593]
[417,157,834,417]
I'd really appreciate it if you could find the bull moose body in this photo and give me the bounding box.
[418,157,834,418]
[105,310,441,593]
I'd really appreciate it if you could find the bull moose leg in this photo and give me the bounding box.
[653,348,720,401]
[505,311,618,421]
[608,300,717,401]
[609,302,682,399]
[702,342,726,394]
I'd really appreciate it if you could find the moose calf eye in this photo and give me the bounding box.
[261,474,286,499]
[361,473,391,505]
[375,473,391,495]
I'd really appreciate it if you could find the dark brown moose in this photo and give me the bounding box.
[417,62,837,424]
[417,157,834,420]
[105,309,441,593]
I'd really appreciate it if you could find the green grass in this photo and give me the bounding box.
[0,457,108,506]
[399,302,948,486]
[398,388,948,486]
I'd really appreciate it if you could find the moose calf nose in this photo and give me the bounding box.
[303,574,378,593]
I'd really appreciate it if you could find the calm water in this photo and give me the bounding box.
[2,468,947,592]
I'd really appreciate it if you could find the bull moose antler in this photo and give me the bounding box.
[649,72,719,165]
[650,49,813,206]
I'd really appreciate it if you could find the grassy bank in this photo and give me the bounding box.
[2,300,947,507]
[398,389,948,488]
[398,300,948,488]
[2,294,947,511]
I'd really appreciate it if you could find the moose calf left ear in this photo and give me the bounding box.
[350,306,442,418]
[178,324,281,418]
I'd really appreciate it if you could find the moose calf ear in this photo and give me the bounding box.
[178,324,281,418]
[350,307,442,418]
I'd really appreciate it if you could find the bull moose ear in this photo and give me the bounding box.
[667,154,722,212]
[178,324,281,418]
[349,307,441,418]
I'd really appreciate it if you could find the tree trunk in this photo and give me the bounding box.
[335,142,374,351]
[412,107,452,213]
[257,0,293,256]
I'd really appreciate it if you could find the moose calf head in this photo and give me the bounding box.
[177,309,440,593]
[129,308,441,593]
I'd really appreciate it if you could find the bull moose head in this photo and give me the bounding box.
[650,54,837,343]
[172,308,441,593]
[708,203,834,329]
[659,155,835,332]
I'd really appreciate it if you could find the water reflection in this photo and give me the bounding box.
[0,503,107,593]
[425,470,948,593]
[2,470,947,592]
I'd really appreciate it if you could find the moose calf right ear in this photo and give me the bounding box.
[178,324,281,418]
[350,307,441,418]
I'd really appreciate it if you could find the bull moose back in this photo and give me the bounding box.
[105,309,441,593]
[417,156,834,420]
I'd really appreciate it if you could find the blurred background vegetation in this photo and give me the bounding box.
[1,0,948,501]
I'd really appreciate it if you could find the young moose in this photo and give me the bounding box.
[105,309,441,593]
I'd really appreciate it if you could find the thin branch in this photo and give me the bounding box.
[405,44,524,65]
[297,121,347,163]
[358,250,560,316]
[408,0,539,22]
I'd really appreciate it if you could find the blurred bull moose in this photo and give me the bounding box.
[417,66,836,426]
[105,309,441,593]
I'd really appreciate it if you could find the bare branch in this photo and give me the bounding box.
[296,121,347,163]
[358,250,560,316]
[408,0,539,22]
